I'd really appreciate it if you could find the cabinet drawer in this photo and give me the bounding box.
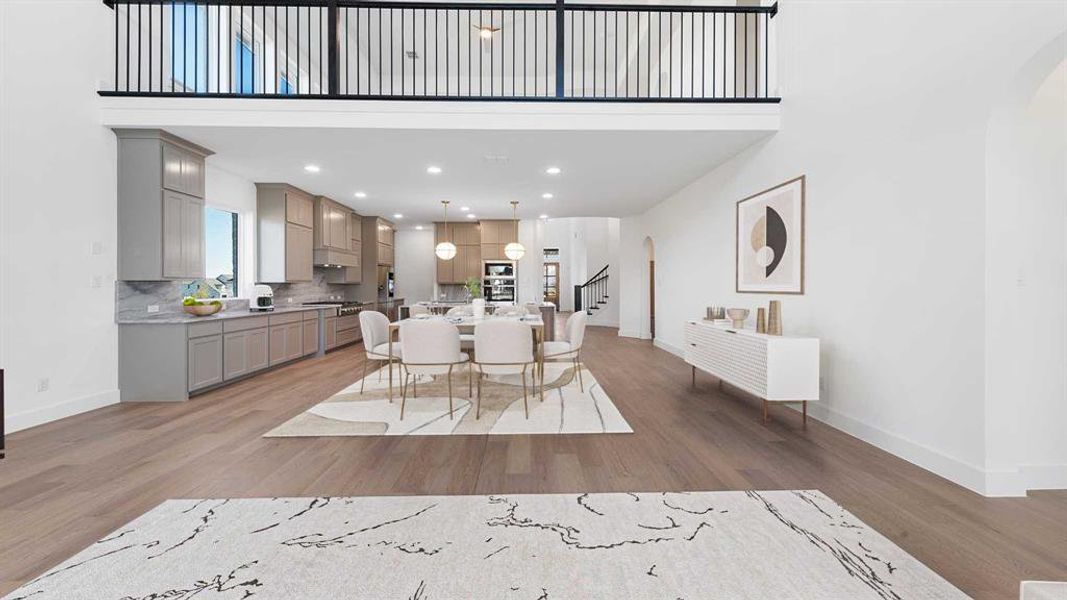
[188,321,223,339]
[336,327,360,347]
[269,312,303,326]
[302,310,321,321]
[223,316,270,332]
[336,314,360,332]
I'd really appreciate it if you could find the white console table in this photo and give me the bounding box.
[684,320,820,424]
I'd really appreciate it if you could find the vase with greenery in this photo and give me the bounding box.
[464,276,482,300]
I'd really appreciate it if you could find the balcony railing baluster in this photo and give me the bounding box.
[101,0,779,102]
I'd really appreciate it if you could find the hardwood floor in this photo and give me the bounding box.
[1,322,1065,598]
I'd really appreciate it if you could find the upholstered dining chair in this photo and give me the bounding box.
[399,320,471,420]
[409,305,431,317]
[541,311,588,392]
[524,302,541,316]
[359,310,402,394]
[472,320,535,419]
[444,305,476,352]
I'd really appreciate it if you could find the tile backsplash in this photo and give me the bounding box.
[116,269,361,319]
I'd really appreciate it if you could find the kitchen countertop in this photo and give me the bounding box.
[116,305,328,325]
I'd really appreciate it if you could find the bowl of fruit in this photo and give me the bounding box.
[182,296,223,317]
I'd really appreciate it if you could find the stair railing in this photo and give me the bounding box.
[574,264,608,314]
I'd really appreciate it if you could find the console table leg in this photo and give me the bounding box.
[803,401,808,427]
[762,400,768,424]
[691,365,695,389]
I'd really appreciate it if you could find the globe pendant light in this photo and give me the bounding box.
[504,200,526,260]
[435,200,457,260]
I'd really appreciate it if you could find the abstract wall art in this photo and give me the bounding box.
[736,176,806,294]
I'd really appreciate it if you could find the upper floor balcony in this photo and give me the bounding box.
[102,0,779,104]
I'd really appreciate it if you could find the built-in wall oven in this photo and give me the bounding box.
[484,261,516,303]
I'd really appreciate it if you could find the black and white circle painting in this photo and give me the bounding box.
[735,176,805,294]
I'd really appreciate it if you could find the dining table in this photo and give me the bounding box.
[387,313,546,403]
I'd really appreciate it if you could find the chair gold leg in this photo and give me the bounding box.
[576,355,585,393]
[361,358,369,393]
[468,362,473,397]
[413,375,416,398]
[522,367,529,419]
[447,365,454,420]
[400,372,409,421]
[476,369,482,420]
[540,358,545,402]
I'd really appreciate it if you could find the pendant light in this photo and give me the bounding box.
[504,200,526,260]
[435,200,457,260]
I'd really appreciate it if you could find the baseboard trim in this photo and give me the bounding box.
[6,388,120,433]
[617,329,648,339]
[653,338,684,358]
[983,464,1067,496]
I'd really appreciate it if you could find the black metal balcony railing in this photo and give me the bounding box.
[102,0,779,102]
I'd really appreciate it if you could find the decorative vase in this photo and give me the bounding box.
[767,300,782,335]
[472,298,486,319]
[726,308,749,329]
[756,308,767,333]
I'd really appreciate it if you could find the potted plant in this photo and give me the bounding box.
[465,276,486,318]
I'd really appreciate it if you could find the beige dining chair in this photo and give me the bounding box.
[444,305,475,351]
[409,305,431,317]
[524,302,541,316]
[398,319,471,420]
[472,320,535,419]
[359,310,402,394]
[541,311,588,392]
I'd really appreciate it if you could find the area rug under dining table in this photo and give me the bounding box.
[265,361,632,437]
[2,490,967,599]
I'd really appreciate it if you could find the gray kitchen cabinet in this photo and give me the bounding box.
[188,334,224,391]
[257,184,314,283]
[223,326,269,381]
[302,319,318,356]
[285,322,303,361]
[116,129,213,281]
[325,317,337,349]
[269,325,288,366]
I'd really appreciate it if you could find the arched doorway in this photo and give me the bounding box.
[643,237,656,340]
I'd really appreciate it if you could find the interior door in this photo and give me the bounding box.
[543,262,560,308]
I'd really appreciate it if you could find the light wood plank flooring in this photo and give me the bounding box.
[1,322,1065,598]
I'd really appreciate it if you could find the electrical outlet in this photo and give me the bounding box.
[90,241,104,256]
[147,305,160,313]
[287,297,293,303]
[37,378,49,392]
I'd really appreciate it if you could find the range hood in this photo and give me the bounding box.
[314,248,359,268]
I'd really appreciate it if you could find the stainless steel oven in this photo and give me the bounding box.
[484,261,516,302]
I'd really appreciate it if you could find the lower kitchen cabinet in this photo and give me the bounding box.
[118,308,326,402]
[303,318,319,356]
[223,327,269,381]
[188,334,223,391]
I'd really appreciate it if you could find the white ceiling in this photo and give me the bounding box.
[170,126,771,227]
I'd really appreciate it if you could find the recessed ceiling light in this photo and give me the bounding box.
[541,193,554,199]
[393,214,404,219]
[466,214,477,219]
[426,165,443,174]
[460,206,470,212]
[545,166,561,175]
[304,164,321,173]
[539,214,549,219]
[415,225,424,230]
[354,191,367,198]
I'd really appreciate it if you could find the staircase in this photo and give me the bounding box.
[574,265,610,316]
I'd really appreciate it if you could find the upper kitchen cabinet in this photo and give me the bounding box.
[435,222,481,283]
[324,211,363,284]
[375,218,395,266]
[312,196,359,268]
[480,220,518,261]
[116,129,213,281]
[256,183,314,283]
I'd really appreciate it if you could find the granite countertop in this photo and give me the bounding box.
[116,305,328,325]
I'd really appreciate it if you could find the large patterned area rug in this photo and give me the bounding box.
[265,362,632,437]
[4,491,965,599]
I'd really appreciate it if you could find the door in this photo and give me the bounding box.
[188,335,223,391]
[269,325,288,366]
[649,260,656,339]
[303,320,319,356]
[285,224,313,281]
[285,322,303,361]
[543,262,560,308]
[162,190,184,278]
[247,328,269,372]
[223,331,248,381]
[182,196,204,278]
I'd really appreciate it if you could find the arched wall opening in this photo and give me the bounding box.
[984,31,1067,494]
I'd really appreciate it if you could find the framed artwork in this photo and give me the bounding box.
[735,176,805,294]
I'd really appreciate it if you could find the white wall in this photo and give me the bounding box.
[1,0,119,431]
[984,48,1067,495]
[618,2,1067,496]
[543,217,620,325]
[204,164,258,298]
[394,229,436,303]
